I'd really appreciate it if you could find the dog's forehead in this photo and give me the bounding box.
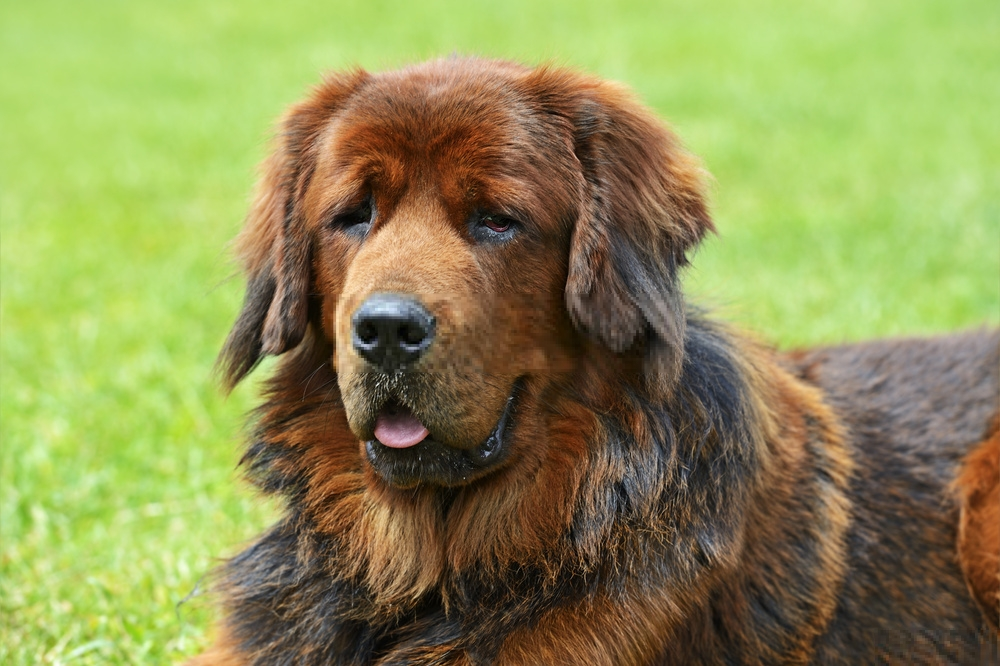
[335,68,537,169]
[306,63,577,224]
[358,59,532,124]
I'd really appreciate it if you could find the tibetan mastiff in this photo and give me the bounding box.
[190,58,999,664]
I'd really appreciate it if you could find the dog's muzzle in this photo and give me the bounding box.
[364,380,522,488]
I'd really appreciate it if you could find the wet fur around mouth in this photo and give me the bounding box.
[365,379,521,488]
[343,369,511,452]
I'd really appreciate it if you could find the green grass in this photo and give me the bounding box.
[2,0,997,662]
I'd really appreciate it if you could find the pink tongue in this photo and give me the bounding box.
[375,407,430,449]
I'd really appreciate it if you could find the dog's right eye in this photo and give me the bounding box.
[330,198,375,237]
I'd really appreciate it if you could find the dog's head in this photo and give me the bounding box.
[219,58,712,489]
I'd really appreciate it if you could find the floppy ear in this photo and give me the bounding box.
[560,77,714,383]
[217,71,368,390]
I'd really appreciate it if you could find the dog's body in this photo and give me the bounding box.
[788,334,998,662]
[191,58,999,665]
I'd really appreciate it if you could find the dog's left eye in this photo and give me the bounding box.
[482,215,511,233]
[471,213,518,242]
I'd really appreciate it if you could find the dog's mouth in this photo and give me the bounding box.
[364,379,522,488]
[373,402,432,449]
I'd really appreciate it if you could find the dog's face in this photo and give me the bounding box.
[219,59,713,489]
[315,67,584,487]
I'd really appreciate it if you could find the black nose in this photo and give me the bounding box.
[351,294,436,372]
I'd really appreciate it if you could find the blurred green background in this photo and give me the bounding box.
[2,0,997,662]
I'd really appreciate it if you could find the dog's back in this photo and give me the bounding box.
[790,330,999,662]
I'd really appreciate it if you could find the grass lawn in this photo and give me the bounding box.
[2,0,997,662]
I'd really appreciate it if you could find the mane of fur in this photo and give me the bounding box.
[212,314,853,664]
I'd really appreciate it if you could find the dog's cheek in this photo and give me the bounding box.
[333,291,362,379]
[313,243,354,362]
[427,293,493,374]
[318,285,340,348]
[497,250,581,377]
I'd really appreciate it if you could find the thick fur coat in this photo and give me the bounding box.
[190,58,999,665]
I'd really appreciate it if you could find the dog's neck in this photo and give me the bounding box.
[227,318,853,663]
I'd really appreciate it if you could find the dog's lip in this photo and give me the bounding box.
[364,379,523,487]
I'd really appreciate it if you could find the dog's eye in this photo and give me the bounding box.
[483,215,511,233]
[330,197,375,237]
[471,212,518,243]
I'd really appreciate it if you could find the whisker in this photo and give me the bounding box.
[302,361,331,400]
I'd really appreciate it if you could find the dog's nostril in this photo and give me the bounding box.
[358,322,379,345]
[351,294,436,372]
[400,323,426,346]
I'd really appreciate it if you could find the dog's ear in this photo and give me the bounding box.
[217,71,368,390]
[541,72,714,383]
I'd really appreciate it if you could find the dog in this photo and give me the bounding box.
[189,58,999,664]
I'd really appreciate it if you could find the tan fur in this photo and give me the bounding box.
[956,415,1000,629]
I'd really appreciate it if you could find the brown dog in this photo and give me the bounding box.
[191,58,999,664]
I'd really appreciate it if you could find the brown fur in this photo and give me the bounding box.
[193,58,999,664]
[956,415,1000,630]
